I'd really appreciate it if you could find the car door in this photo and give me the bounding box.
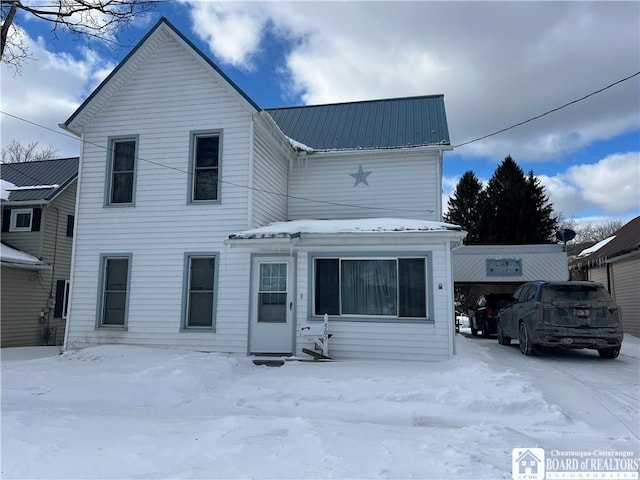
[501,285,527,337]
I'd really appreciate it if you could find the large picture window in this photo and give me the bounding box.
[314,257,427,318]
[184,255,217,329]
[99,256,130,327]
[107,137,137,205]
[190,132,221,202]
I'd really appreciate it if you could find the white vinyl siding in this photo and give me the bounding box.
[295,242,454,361]
[610,255,640,336]
[66,32,255,352]
[288,149,439,221]
[251,112,291,226]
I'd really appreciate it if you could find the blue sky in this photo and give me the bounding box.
[2,1,639,224]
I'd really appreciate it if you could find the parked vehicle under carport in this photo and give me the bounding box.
[470,293,512,338]
[497,281,623,358]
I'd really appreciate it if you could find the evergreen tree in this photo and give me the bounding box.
[444,171,485,244]
[480,155,557,244]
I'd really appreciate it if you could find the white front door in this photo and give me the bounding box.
[249,257,294,354]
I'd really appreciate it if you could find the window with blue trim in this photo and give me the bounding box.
[185,256,217,328]
[107,138,136,205]
[191,134,220,202]
[100,257,130,326]
[314,257,427,318]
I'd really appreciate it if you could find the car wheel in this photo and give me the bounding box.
[598,346,620,359]
[519,322,535,356]
[497,320,511,346]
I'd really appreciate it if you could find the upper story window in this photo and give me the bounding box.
[10,208,33,232]
[106,136,137,206]
[189,131,221,203]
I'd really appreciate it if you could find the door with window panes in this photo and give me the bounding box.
[249,257,294,354]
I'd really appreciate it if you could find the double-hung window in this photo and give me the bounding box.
[189,132,221,202]
[314,256,428,319]
[183,255,218,329]
[98,255,131,327]
[106,137,137,205]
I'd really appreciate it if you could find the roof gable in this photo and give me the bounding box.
[266,95,450,150]
[63,17,260,133]
[0,157,79,203]
[573,216,640,265]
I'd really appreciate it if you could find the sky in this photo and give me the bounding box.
[2,335,639,478]
[1,1,639,225]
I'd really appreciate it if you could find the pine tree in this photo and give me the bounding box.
[481,155,557,244]
[444,171,485,244]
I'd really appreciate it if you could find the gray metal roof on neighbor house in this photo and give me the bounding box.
[1,157,79,203]
[266,95,450,150]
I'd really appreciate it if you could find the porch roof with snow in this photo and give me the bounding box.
[1,243,50,270]
[229,218,464,241]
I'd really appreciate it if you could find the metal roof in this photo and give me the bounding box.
[1,157,79,203]
[266,95,450,150]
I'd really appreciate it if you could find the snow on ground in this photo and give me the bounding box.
[2,335,638,479]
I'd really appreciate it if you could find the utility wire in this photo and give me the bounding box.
[2,70,637,208]
[453,71,640,148]
[0,111,431,214]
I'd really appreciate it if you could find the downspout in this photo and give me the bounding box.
[44,206,60,345]
[247,114,255,228]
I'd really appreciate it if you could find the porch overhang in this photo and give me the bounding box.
[226,218,467,248]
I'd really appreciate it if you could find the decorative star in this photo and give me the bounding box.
[350,165,372,187]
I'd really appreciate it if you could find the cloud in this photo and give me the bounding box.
[186,2,640,162]
[185,2,268,70]
[1,30,113,158]
[539,152,640,217]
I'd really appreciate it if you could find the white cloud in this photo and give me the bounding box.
[186,2,640,162]
[1,30,112,158]
[185,2,268,70]
[540,152,640,217]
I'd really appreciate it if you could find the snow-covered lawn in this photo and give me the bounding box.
[2,334,638,479]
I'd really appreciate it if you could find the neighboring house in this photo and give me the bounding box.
[1,158,79,347]
[569,216,640,336]
[60,18,466,361]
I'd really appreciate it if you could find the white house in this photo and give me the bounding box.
[61,18,466,361]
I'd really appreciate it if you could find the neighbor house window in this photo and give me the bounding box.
[106,137,137,205]
[314,257,427,318]
[10,208,33,232]
[183,254,218,329]
[189,132,221,202]
[98,255,131,327]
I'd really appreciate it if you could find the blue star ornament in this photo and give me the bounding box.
[350,165,372,187]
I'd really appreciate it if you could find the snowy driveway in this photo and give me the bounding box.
[1,335,638,479]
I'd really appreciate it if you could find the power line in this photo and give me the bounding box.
[0,111,430,214]
[453,71,640,149]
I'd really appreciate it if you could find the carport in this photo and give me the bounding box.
[453,244,570,315]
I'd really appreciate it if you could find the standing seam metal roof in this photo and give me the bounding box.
[266,95,450,150]
[0,157,79,202]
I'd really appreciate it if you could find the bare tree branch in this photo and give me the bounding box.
[1,139,59,163]
[1,0,156,72]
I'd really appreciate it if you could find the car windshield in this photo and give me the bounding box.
[542,284,612,302]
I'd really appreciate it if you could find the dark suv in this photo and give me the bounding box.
[470,293,512,338]
[497,281,623,358]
